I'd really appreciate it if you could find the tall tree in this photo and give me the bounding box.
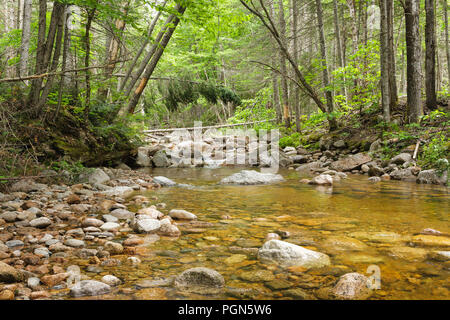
[315,0,337,131]
[18,0,32,81]
[404,0,422,123]
[125,3,187,114]
[291,0,301,131]
[278,0,289,128]
[387,0,398,108]
[380,0,391,122]
[425,0,437,110]
[443,0,450,93]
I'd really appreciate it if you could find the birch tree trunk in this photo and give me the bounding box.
[387,0,398,107]
[442,0,450,93]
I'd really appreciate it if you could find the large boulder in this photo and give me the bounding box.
[70,280,111,297]
[87,168,110,185]
[258,240,330,269]
[390,168,416,182]
[417,169,448,185]
[174,267,224,294]
[390,153,412,165]
[136,147,152,167]
[220,170,284,185]
[295,161,322,172]
[152,150,170,167]
[330,153,372,172]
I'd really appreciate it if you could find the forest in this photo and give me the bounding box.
[0,0,449,302]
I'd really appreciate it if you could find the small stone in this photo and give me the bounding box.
[64,239,85,248]
[0,290,14,300]
[29,217,52,228]
[169,209,197,220]
[66,194,81,204]
[101,275,122,286]
[100,222,120,232]
[82,218,104,228]
[0,261,23,283]
[40,273,69,287]
[104,241,124,255]
[175,267,224,294]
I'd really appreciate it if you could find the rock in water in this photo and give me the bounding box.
[132,218,161,234]
[417,169,448,185]
[220,170,284,185]
[169,209,197,220]
[70,280,111,297]
[174,267,224,294]
[153,176,177,186]
[332,273,372,300]
[258,240,330,269]
[29,217,52,228]
[309,174,333,186]
[101,186,134,198]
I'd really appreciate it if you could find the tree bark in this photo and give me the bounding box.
[278,0,289,128]
[269,1,281,122]
[315,0,337,131]
[404,0,422,123]
[443,0,450,93]
[28,0,47,106]
[19,0,32,82]
[387,0,398,108]
[83,8,96,118]
[425,0,437,110]
[291,0,301,131]
[380,0,391,122]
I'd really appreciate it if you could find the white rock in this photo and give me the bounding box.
[169,209,197,220]
[100,222,121,232]
[258,240,330,269]
[70,280,111,297]
[101,275,122,286]
[220,170,285,185]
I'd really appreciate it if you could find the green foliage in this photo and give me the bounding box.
[279,132,300,149]
[227,87,277,132]
[332,40,381,112]
[419,133,449,171]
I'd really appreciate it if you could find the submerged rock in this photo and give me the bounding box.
[258,240,330,269]
[169,209,197,220]
[174,267,224,294]
[332,273,372,300]
[220,170,284,185]
[0,262,23,283]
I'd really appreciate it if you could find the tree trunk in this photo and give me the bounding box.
[315,0,337,131]
[120,1,167,92]
[443,0,450,93]
[126,4,187,115]
[291,0,301,131]
[333,0,347,100]
[404,0,422,123]
[124,13,177,98]
[278,0,289,128]
[28,0,47,107]
[387,0,398,108]
[19,0,32,82]
[380,0,391,122]
[83,8,96,118]
[425,0,437,110]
